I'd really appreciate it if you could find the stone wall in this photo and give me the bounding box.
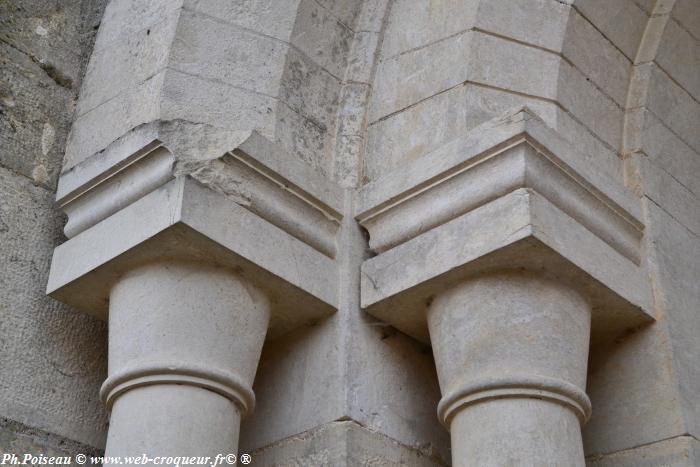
[0,0,109,453]
[0,0,698,465]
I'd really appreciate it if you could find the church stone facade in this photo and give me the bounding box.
[1,0,699,465]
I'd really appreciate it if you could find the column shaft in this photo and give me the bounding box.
[428,272,591,467]
[102,260,270,458]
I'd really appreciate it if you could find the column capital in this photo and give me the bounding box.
[358,107,653,346]
[48,125,342,340]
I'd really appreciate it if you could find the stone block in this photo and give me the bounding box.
[474,0,569,52]
[361,189,649,345]
[379,0,479,59]
[64,71,164,171]
[356,0,390,33]
[0,418,102,465]
[0,42,73,188]
[672,0,700,42]
[0,0,85,86]
[184,0,301,41]
[333,134,363,187]
[335,83,370,136]
[640,156,700,236]
[274,102,331,178]
[170,10,289,98]
[586,436,699,467]
[290,0,354,79]
[0,167,108,448]
[637,110,700,197]
[76,8,179,116]
[573,0,649,60]
[562,9,632,106]
[646,202,700,438]
[344,31,380,84]
[278,47,342,132]
[557,61,623,150]
[369,30,472,122]
[240,321,346,452]
[468,31,560,99]
[313,0,363,30]
[47,176,337,340]
[247,421,446,466]
[584,321,686,455]
[94,0,183,52]
[646,64,700,153]
[656,17,700,102]
[161,70,277,135]
[357,110,640,258]
[365,83,560,184]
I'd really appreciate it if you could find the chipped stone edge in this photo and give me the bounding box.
[47,177,337,339]
[360,188,653,345]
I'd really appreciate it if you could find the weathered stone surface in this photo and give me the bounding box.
[183,0,300,41]
[475,0,569,52]
[0,167,108,448]
[587,436,699,467]
[646,64,700,153]
[65,71,164,171]
[0,418,102,465]
[0,42,73,187]
[656,17,700,102]
[76,8,178,116]
[365,82,621,184]
[639,156,700,236]
[584,320,687,455]
[573,0,649,60]
[557,61,623,150]
[646,202,700,439]
[289,0,355,79]
[170,9,288,98]
[562,9,632,106]
[369,30,473,122]
[0,0,89,87]
[94,0,183,52]
[635,110,700,198]
[247,421,446,466]
[672,0,700,42]
[379,0,478,59]
[4,0,700,464]
[279,47,341,133]
[0,0,104,188]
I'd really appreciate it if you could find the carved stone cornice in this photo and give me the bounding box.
[357,108,653,346]
[48,124,342,340]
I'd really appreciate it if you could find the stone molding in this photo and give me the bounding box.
[48,125,342,340]
[100,362,255,416]
[437,373,592,428]
[356,108,642,259]
[57,123,342,256]
[358,108,652,346]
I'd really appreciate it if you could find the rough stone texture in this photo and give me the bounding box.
[2,0,699,465]
[248,421,446,467]
[63,0,362,181]
[0,0,109,452]
[0,418,102,465]
[587,436,700,467]
[0,0,104,188]
[0,167,108,448]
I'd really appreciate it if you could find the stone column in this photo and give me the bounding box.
[428,272,592,467]
[100,261,270,458]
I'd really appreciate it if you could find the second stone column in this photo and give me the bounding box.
[428,271,592,467]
